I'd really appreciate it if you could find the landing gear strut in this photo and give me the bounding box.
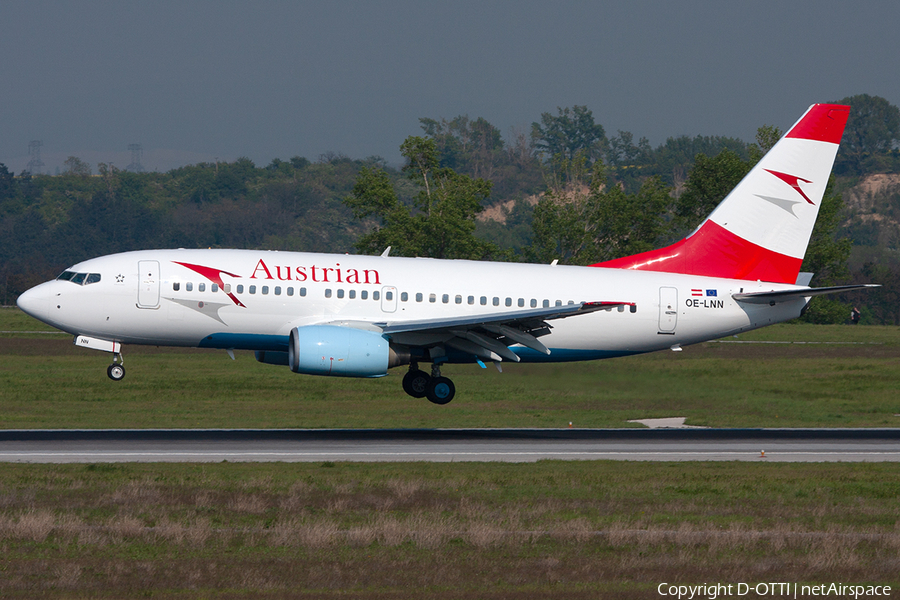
[401,362,455,405]
[107,353,125,381]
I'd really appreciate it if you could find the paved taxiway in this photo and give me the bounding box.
[1,429,899,462]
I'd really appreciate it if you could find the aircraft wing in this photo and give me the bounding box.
[369,301,633,363]
[733,284,879,305]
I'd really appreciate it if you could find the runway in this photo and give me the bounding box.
[1,428,899,462]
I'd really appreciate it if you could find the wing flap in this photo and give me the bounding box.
[377,301,633,362]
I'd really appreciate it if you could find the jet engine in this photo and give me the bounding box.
[287,325,391,378]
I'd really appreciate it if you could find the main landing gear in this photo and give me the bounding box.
[107,352,125,381]
[402,362,455,405]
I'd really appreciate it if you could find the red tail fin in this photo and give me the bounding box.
[592,104,849,284]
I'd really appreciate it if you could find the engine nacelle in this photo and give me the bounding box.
[288,325,390,378]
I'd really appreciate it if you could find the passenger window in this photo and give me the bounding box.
[262,286,269,295]
[300,287,307,297]
[325,289,332,298]
[224,284,231,293]
[212,283,219,292]
[349,290,356,299]
[531,299,537,308]
[287,287,294,296]
[568,300,575,305]
[555,300,562,306]
[386,291,393,301]
[416,293,423,302]
[481,296,487,306]
[337,289,344,299]
[237,284,244,294]
[401,292,408,302]
[505,298,512,307]
[492,297,499,306]
[442,294,449,304]
[173,282,180,292]
[199,283,206,292]
[630,305,637,313]
[274,286,281,295]
[373,291,380,301]
[186,282,193,292]
[618,305,625,312]
[455,295,462,304]
[248,285,256,294]
[517,298,524,307]
[86,273,101,285]
[468,296,474,305]
[429,294,436,303]
[361,290,367,300]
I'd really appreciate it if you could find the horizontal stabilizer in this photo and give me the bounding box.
[733,284,879,305]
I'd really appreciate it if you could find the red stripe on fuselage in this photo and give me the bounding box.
[590,220,802,284]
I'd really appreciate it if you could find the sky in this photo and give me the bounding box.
[2,1,899,173]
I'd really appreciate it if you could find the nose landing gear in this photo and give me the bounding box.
[402,362,455,405]
[107,353,125,381]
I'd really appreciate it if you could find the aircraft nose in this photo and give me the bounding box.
[16,282,52,322]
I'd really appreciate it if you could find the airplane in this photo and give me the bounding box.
[16,103,877,405]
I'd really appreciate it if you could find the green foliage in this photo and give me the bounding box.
[531,105,607,165]
[674,148,750,233]
[858,261,900,325]
[528,163,673,265]
[346,136,497,260]
[62,156,92,177]
[419,115,544,202]
[0,157,365,302]
[833,94,900,175]
[801,176,852,286]
[475,198,535,255]
[748,124,783,164]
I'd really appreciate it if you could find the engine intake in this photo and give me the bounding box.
[288,325,390,378]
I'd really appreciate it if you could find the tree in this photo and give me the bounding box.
[346,136,497,260]
[832,94,900,174]
[419,115,504,179]
[748,124,782,164]
[0,163,16,203]
[63,156,92,177]
[673,148,750,233]
[528,163,672,265]
[531,105,607,165]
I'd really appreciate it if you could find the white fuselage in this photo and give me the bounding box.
[20,249,806,362]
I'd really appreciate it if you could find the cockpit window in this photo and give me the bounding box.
[58,271,101,285]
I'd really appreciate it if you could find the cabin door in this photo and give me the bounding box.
[137,260,160,309]
[658,287,677,333]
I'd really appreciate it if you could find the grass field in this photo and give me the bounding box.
[2,307,898,429]
[2,308,899,597]
[1,461,898,598]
